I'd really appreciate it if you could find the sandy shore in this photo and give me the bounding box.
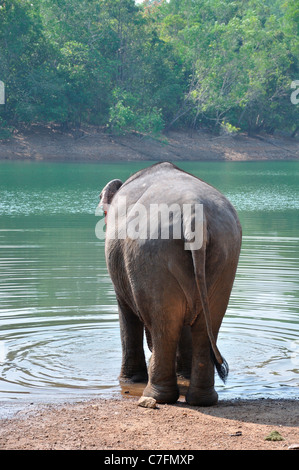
[0,125,298,162]
[0,395,298,451]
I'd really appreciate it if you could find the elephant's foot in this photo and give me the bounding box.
[119,369,148,384]
[186,386,218,407]
[143,382,180,404]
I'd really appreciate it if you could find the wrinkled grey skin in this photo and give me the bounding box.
[99,162,242,406]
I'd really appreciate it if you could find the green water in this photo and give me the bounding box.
[0,160,298,406]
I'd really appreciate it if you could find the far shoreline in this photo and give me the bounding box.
[0,125,298,163]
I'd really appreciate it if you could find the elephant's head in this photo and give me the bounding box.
[98,179,123,217]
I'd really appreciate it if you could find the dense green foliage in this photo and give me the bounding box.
[0,0,298,138]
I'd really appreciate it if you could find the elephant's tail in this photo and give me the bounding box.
[190,243,229,384]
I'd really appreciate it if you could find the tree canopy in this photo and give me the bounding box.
[0,0,298,138]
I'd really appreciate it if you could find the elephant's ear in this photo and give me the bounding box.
[100,179,123,208]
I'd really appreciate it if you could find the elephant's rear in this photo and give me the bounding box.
[106,236,190,328]
[105,162,241,331]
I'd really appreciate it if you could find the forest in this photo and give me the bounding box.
[0,0,298,139]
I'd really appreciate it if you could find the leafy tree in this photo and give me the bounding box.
[157,0,298,135]
[0,0,49,124]
[0,0,297,139]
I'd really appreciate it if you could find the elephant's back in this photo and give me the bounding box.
[112,162,241,242]
[116,162,235,211]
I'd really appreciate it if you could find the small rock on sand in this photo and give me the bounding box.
[288,444,299,450]
[138,397,157,409]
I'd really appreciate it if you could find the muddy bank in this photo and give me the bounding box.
[0,396,298,450]
[0,125,298,162]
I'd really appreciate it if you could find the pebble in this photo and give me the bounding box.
[138,396,157,409]
[288,444,299,450]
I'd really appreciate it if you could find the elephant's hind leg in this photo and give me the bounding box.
[186,313,218,406]
[142,328,181,404]
[186,262,237,406]
[117,298,148,384]
[141,302,185,404]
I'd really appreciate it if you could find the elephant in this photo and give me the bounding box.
[98,162,242,406]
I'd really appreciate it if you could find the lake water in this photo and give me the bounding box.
[0,160,298,410]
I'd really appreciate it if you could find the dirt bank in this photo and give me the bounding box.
[0,125,298,162]
[0,396,298,450]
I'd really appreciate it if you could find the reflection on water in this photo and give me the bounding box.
[0,161,298,406]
